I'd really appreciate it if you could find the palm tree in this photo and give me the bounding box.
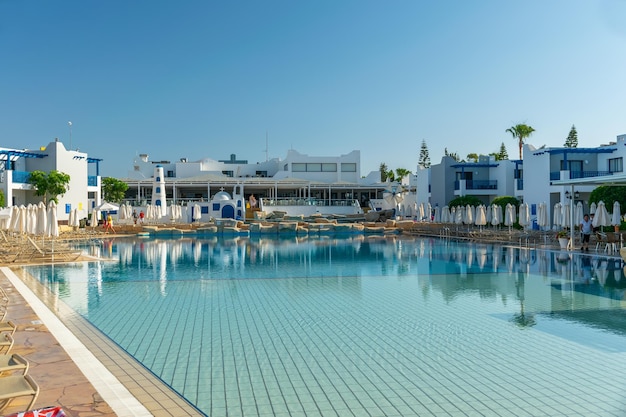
[395,168,411,182]
[506,124,535,160]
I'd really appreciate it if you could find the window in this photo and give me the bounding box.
[167,170,174,177]
[284,164,288,171]
[560,160,582,171]
[292,163,306,172]
[222,170,233,177]
[307,163,322,172]
[341,163,356,172]
[609,157,623,173]
[156,177,161,182]
[156,187,161,193]
[514,169,523,179]
[256,171,267,177]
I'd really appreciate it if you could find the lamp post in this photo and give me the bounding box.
[68,121,72,150]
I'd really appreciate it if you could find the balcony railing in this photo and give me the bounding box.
[569,170,612,179]
[12,171,30,183]
[466,180,497,190]
[551,170,615,181]
[88,176,98,186]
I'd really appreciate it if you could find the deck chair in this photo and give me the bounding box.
[0,333,14,354]
[0,374,39,412]
[595,232,607,251]
[605,232,619,253]
[0,321,17,336]
[0,353,29,375]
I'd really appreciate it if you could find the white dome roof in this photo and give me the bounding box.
[213,191,232,201]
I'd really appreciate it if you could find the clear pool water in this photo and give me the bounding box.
[23,235,626,416]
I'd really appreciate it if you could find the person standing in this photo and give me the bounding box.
[580,213,592,252]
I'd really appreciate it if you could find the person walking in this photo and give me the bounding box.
[580,213,592,252]
[104,213,116,234]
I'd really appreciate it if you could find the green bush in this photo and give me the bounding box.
[448,195,482,208]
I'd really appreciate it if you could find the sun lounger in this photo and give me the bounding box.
[0,321,16,336]
[0,353,29,375]
[0,374,39,412]
[0,333,14,354]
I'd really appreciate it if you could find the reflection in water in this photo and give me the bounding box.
[48,236,626,325]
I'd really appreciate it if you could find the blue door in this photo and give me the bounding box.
[221,205,235,219]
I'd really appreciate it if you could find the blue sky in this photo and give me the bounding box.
[1,1,625,177]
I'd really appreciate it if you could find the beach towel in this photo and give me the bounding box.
[3,406,66,417]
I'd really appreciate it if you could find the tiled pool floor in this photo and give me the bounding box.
[5,235,626,417]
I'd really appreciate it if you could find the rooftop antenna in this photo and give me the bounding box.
[264,130,269,161]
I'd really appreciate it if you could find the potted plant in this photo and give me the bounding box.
[556,230,569,249]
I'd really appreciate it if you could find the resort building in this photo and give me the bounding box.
[121,149,392,218]
[0,139,102,221]
[416,133,626,227]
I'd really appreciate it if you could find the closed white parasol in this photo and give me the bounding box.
[455,206,464,224]
[441,206,450,223]
[504,204,516,227]
[593,201,610,228]
[47,200,59,237]
[518,203,530,229]
[36,201,47,235]
[575,202,584,227]
[464,204,474,225]
[611,201,621,226]
[491,204,501,227]
[193,204,202,222]
[475,205,487,229]
[553,202,562,229]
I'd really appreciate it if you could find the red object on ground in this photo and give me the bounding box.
[4,406,66,417]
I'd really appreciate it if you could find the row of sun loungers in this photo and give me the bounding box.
[0,232,82,265]
[0,286,40,414]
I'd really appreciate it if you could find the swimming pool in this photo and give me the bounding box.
[23,235,626,416]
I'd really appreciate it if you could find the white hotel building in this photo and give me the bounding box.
[0,139,102,222]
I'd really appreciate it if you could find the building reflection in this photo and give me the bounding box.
[24,235,626,335]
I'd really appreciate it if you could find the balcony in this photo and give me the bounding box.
[12,171,30,183]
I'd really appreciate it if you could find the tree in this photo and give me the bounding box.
[395,168,411,182]
[466,153,479,163]
[386,169,395,182]
[0,189,4,207]
[379,163,389,182]
[564,125,578,148]
[497,142,509,160]
[28,170,70,204]
[506,123,535,160]
[102,177,129,203]
[589,186,626,215]
[418,140,431,168]
[490,143,509,160]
